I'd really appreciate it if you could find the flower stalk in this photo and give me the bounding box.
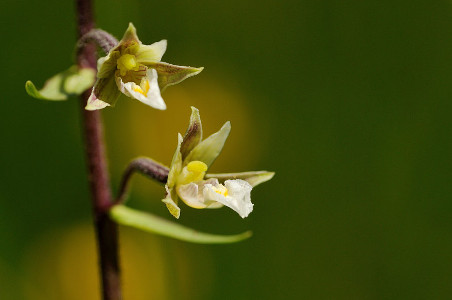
[116,157,169,205]
[75,0,122,299]
[77,29,118,54]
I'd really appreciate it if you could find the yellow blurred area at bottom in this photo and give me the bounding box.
[21,223,215,300]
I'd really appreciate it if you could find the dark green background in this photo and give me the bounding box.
[2,0,452,299]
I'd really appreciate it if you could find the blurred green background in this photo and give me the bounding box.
[2,0,452,299]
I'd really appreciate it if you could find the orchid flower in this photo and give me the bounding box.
[25,23,202,108]
[162,107,274,219]
[85,23,203,110]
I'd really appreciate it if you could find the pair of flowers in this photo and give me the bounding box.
[26,23,273,219]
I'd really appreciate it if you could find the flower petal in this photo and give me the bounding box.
[135,40,167,64]
[85,75,120,110]
[85,92,110,111]
[183,121,231,168]
[177,183,206,208]
[149,62,203,91]
[203,179,253,218]
[117,69,166,110]
[162,187,180,219]
[180,107,203,160]
[206,171,275,187]
[167,133,183,188]
[25,66,95,101]
[177,178,221,209]
[120,22,141,44]
[97,51,120,78]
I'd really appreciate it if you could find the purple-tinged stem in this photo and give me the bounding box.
[115,157,169,205]
[75,0,122,299]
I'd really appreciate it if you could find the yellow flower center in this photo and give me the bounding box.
[186,161,208,173]
[178,161,207,185]
[117,54,139,76]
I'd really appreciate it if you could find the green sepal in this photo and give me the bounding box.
[25,66,95,101]
[150,62,203,91]
[167,133,183,188]
[184,121,231,168]
[110,205,252,244]
[121,22,140,44]
[180,107,203,160]
[206,171,275,187]
[92,75,121,106]
[162,190,181,219]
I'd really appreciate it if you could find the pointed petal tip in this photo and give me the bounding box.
[223,121,232,130]
[189,106,201,119]
[127,22,136,31]
[193,66,204,74]
[122,22,139,42]
[154,102,167,110]
[85,95,111,111]
[266,171,276,179]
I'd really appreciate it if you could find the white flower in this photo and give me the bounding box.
[161,107,274,219]
[85,23,203,110]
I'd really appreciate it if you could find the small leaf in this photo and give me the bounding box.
[110,205,252,244]
[206,171,275,187]
[184,121,231,168]
[180,107,203,159]
[25,66,95,101]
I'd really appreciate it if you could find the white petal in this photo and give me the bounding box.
[204,179,253,218]
[177,183,206,208]
[177,179,221,209]
[85,90,110,110]
[118,69,166,110]
[135,40,167,64]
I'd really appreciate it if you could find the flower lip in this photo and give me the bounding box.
[203,179,253,218]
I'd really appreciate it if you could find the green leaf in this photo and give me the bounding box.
[206,171,275,187]
[110,205,252,244]
[184,121,231,168]
[25,66,95,101]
